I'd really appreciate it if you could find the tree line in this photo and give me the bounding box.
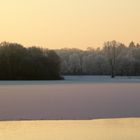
[0,41,139,80]
[56,41,140,77]
[0,42,62,80]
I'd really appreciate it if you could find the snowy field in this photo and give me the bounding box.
[0,118,140,140]
[0,76,140,120]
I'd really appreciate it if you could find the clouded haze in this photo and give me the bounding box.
[0,0,140,49]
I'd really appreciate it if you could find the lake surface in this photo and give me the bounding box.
[0,76,140,120]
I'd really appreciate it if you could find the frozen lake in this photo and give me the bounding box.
[0,76,140,120]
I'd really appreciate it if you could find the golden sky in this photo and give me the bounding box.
[0,0,140,49]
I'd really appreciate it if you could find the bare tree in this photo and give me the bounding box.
[103,41,118,78]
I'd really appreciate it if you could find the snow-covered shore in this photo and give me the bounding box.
[0,76,139,85]
[65,76,140,83]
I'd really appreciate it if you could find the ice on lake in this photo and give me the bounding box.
[0,76,140,120]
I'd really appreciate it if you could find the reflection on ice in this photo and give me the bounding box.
[0,118,140,140]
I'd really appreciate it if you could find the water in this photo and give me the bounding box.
[0,76,139,120]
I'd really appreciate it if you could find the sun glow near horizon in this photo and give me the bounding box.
[0,0,140,49]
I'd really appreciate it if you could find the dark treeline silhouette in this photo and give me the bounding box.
[0,42,62,80]
[1,41,140,79]
[56,41,140,77]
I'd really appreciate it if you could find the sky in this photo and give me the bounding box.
[0,0,140,49]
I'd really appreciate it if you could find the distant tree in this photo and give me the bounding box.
[46,50,62,79]
[0,42,27,79]
[56,41,140,76]
[104,41,118,78]
[129,41,135,48]
[69,53,81,74]
[0,42,62,80]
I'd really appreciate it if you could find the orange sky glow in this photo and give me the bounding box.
[0,0,140,49]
